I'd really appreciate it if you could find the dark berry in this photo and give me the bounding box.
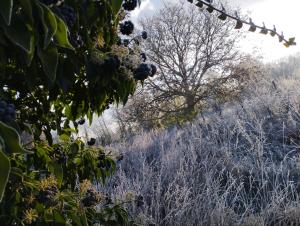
[98,160,106,168]
[82,189,99,207]
[120,21,134,35]
[116,36,122,46]
[141,31,148,39]
[98,153,105,161]
[78,118,85,125]
[58,152,67,164]
[134,63,152,80]
[105,196,113,205]
[50,122,56,130]
[123,39,130,47]
[87,138,96,146]
[122,0,137,11]
[0,100,16,123]
[56,5,76,28]
[69,34,84,49]
[104,54,121,71]
[141,53,147,62]
[136,195,144,207]
[37,185,58,206]
[149,64,157,77]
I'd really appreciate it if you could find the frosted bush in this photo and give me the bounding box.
[98,63,300,225]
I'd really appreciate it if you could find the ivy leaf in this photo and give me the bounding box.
[71,214,82,226]
[54,15,74,50]
[53,211,65,224]
[40,3,57,49]
[0,0,13,25]
[111,0,123,16]
[0,149,10,202]
[0,122,28,154]
[3,15,34,54]
[19,0,33,24]
[59,134,70,143]
[37,45,58,83]
[50,163,63,188]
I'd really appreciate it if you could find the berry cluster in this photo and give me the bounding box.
[53,147,67,164]
[0,100,16,123]
[69,34,84,49]
[120,21,134,36]
[87,138,96,146]
[141,31,148,39]
[104,54,121,72]
[134,63,157,80]
[122,0,138,11]
[82,189,100,207]
[135,195,144,207]
[37,185,58,206]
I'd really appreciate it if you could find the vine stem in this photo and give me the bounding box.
[187,0,296,47]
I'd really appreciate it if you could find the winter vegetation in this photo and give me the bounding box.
[93,54,300,226]
[1,0,299,225]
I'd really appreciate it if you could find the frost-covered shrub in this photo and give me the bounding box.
[99,63,300,225]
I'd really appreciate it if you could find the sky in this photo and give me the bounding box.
[130,0,300,62]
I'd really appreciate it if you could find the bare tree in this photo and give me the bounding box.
[116,1,256,130]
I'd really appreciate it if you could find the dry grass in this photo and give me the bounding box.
[97,60,300,225]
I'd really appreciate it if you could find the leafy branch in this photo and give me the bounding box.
[187,0,296,47]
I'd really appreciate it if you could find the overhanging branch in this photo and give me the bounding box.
[187,0,296,47]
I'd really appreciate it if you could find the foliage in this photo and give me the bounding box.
[0,0,154,225]
[0,0,296,224]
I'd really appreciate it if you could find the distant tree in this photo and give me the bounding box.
[115,1,254,130]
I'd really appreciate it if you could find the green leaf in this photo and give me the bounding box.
[0,149,10,202]
[40,3,57,49]
[59,134,70,143]
[0,0,13,25]
[37,45,58,83]
[71,213,82,226]
[70,142,79,155]
[53,163,63,187]
[111,0,123,16]
[19,0,33,24]
[54,210,65,223]
[0,122,27,154]
[3,15,34,53]
[79,213,88,226]
[54,15,74,50]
